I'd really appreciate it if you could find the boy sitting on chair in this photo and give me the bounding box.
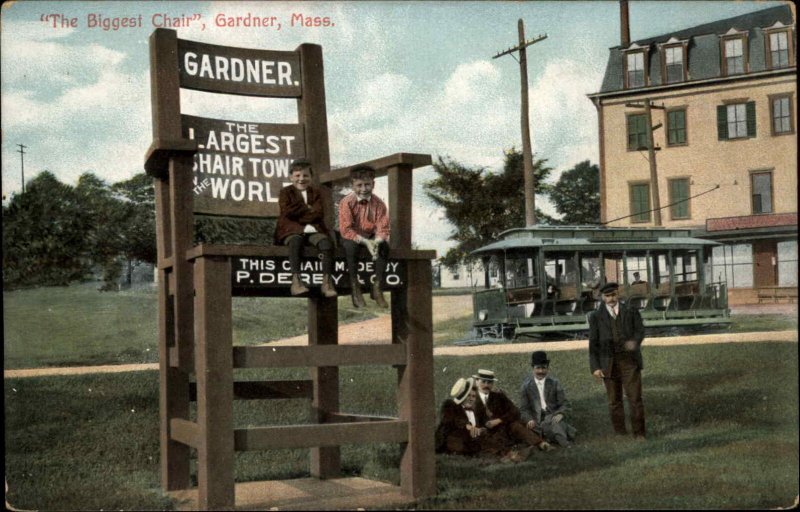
[274,158,337,298]
[338,165,390,308]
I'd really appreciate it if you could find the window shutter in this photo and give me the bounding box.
[717,105,728,140]
[746,101,756,137]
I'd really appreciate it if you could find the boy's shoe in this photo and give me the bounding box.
[351,280,366,308]
[321,274,338,298]
[371,281,388,308]
[291,274,309,296]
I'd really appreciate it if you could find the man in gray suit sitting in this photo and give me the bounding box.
[520,350,577,448]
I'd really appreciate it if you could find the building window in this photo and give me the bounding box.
[710,244,753,289]
[768,30,790,69]
[723,37,745,75]
[664,46,684,83]
[770,95,794,135]
[629,183,651,223]
[667,109,687,145]
[777,240,798,287]
[717,101,756,140]
[627,113,647,150]
[751,171,773,214]
[626,51,646,88]
[669,178,690,219]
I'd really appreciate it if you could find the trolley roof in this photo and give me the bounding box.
[471,225,720,255]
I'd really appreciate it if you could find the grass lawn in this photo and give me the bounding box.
[3,282,385,369]
[4,341,798,510]
[7,284,793,366]
[432,311,798,346]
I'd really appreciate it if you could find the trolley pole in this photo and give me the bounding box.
[493,20,547,227]
[17,144,27,194]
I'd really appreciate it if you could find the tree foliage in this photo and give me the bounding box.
[424,148,554,269]
[3,172,93,287]
[2,172,160,290]
[549,160,601,225]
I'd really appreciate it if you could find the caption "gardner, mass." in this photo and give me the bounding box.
[40,12,334,32]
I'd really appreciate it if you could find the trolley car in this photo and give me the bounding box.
[470,226,731,340]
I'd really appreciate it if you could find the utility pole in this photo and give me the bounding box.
[493,20,547,227]
[625,99,664,226]
[16,143,27,194]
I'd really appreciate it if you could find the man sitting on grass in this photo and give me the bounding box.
[520,351,577,448]
[473,369,554,453]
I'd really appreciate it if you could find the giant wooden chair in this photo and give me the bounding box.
[144,28,436,510]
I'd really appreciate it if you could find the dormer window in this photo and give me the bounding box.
[627,52,645,88]
[721,29,748,76]
[664,46,684,83]
[660,37,688,84]
[725,38,744,73]
[764,22,794,69]
[623,44,649,89]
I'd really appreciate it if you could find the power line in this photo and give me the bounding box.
[601,184,721,225]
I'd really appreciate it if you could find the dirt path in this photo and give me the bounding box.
[4,297,796,379]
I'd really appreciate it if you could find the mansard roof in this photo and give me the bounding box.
[595,4,794,95]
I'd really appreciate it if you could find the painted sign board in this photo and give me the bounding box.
[182,114,305,217]
[232,257,405,289]
[177,38,301,97]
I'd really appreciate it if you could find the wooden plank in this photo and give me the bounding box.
[309,293,340,478]
[177,38,301,97]
[188,380,313,401]
[149,29,182,145]
[158,267,191,490]
[319,153,433,185]
[194,256,235,510]
[232,344,407,369]
[144,138,197,179]
[388,164,414,249]
[397,259,436,498]
[170,156,195,372]
[295,43,331,178]
[186,243,436,261]
[327,413,398,423]
[233,421,409,451]
[170,418,200,448]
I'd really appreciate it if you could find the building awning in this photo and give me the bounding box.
[698,213,798,242]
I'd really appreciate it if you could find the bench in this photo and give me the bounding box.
[758,286,798,303]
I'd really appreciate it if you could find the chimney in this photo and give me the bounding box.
[620,0,631,48]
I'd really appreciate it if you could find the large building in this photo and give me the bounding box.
[588,2,797,303]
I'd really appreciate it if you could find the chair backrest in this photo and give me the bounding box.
[146,29,331,222]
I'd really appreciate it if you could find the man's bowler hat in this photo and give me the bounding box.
[450,377,475,405]
[531,351,550,367]
[600,282,620,295]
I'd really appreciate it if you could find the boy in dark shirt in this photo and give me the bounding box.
[274,158,337,297]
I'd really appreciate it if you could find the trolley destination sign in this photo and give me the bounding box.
[182,114,305,217]
[232,257,405,289]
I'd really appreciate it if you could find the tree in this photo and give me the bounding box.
[548,160,600,225]
[75,172,129,288]
[2,171,93,288]
[112,173,157,286]
[424,148,555,268]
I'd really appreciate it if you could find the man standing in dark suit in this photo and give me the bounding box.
[589,282,646,438]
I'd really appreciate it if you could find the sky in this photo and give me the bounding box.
[1,0,787,257]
